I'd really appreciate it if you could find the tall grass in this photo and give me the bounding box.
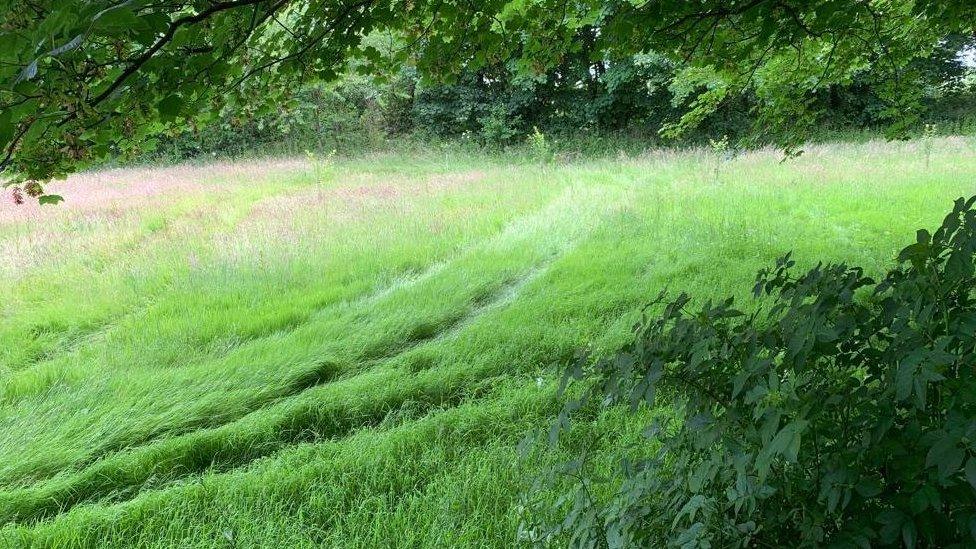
[2,137,976,547]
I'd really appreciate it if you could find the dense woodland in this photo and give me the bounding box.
[155,35,976,159]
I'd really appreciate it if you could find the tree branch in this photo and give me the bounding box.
[90,0,279,108]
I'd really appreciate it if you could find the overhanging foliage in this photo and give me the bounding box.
[1,0,975,190]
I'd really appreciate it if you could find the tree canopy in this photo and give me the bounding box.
[2,0,974,191]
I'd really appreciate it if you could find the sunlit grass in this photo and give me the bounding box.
[2,138,975,547]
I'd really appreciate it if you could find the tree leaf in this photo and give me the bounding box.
[93,5,143,36]
[38,194,64,206]
[902,520,918,549]
[925,436,965,478]
[157,95,183,119]
[965,458,976,490]
[48,34,85,57]
[14,60,38,84]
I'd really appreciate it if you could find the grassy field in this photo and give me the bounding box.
[1,138,975,547]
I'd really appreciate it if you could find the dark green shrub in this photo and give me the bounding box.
[534,197,976,547]
[478,103,522,147]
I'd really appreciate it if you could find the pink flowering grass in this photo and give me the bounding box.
[0,158,307,224]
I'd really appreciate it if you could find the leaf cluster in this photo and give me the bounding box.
[538,197,976,547]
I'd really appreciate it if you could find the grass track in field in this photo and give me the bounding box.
[2,138,976,547]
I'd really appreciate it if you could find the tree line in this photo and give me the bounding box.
[3,0,976,195]
[153,33,976,161]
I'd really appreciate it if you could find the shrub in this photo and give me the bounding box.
[533,197,976,547]
[478,104,522,147]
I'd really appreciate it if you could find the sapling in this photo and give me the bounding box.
[304,148,337,182]
[527,126,553,165]
[708,134,732,182]
[923,122,938,170]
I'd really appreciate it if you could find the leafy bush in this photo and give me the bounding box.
[534,197,976,547]
[479,104,522,146]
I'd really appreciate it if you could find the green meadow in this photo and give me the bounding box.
[2,138,975,547]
